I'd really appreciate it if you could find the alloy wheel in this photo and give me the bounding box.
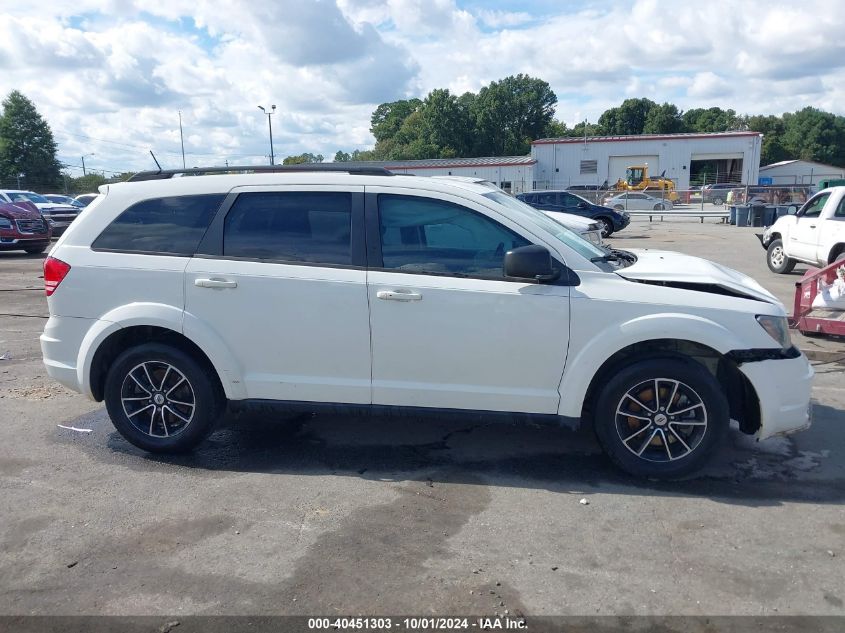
[120,361,196,438]
[614,378,708,462]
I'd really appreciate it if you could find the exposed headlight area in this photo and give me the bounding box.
[0,217,13,229]
[756,314,792,350]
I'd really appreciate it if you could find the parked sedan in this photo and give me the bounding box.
[516,190,630,237]
[603,192,673,212]
[542,211,604,246]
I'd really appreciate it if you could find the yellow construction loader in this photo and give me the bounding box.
[614,164,679,202]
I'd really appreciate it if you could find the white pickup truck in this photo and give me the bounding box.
[760,186,845,273]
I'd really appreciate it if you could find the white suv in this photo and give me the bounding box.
[40,166,813,479]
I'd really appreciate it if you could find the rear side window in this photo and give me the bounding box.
[223,191,352,265]
[93,194,224,255]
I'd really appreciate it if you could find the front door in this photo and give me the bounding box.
[184,186,372,403]
[365,188,570,414]
[790,192,830,262]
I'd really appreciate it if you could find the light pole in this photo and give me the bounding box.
[257,105,276,165]
[178,110,186,169]
[81,153,95,176]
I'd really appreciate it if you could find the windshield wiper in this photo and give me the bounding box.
[590,254,620,263]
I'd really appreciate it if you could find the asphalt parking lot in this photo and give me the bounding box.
[0,219,843,620]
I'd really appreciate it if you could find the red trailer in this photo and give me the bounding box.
[790,259,845,337]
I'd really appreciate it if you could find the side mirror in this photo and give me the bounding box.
[577,201,588,209]
[504,245,560,283]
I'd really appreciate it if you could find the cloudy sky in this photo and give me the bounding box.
[2,0,844,177]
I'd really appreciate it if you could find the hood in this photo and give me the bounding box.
[617,249,780,305]
[34,202,75,212]
[0,201,41,220]
[543,210,595,230]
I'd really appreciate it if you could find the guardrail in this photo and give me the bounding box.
[625,209,730,223]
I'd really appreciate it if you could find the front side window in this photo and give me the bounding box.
[378,194,529,278]
[93,194,225,255]
[801,193,830,219]
[223,191,352,265]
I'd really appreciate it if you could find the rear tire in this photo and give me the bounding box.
[592,357,729,479]
[767,239,796,274]
[104,343,223,453]
[713,197,724,206]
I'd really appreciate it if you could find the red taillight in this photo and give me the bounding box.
[44,256,71,296]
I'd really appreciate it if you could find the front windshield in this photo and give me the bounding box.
[483,191,607,262]
[10,192,48,204]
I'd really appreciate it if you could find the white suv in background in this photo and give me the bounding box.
[41,166,813,479]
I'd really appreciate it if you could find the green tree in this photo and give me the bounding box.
[642,103,685,134]
[780,107,845,167]
[682,107,739,133]
[744,114,789,166]
[282,152,324,165]
[334,150,351,162]
[597,98,657,135]
[473,74,557,155]
[0,90,62,190]
[419,88,473,157]
[370,99,422,144]
[67,173,107,194]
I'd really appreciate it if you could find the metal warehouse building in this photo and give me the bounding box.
[335,156,537,193]
[529,131,763,191]
[759,159,844,186]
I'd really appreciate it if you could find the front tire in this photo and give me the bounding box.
[596,216,614,237]
[24,243,48,254]
[592,357,729,479]
[104,343,223,453]
[767,239,796,274]
[653,203,665,211]
[713,197,724,206]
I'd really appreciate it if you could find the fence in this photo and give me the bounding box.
[509,181,813,210]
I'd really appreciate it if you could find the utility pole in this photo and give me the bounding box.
[178,110,186,169]
[81,153,94,176]
[258,105,276,165]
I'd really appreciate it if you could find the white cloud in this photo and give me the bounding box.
[0,0,843,176]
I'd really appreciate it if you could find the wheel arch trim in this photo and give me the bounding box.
[557,313,746,418]
[77,303,245,401]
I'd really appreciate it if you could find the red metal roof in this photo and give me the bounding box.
[532,131,762,145]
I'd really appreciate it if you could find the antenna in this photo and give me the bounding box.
[149,150,162,173]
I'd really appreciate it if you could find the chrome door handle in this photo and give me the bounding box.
[194,278,238,289]
[377,290,422,302]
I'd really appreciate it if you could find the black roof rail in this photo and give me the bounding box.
[127,164,395,182]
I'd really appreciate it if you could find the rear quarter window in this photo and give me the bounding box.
[92,194,225,255]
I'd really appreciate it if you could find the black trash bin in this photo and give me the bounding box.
[763,205,778,226]
[735,205,750,227]
[750,204,766,227]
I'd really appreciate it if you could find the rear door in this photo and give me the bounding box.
[364,187,570,414]
[184,185,371,403]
